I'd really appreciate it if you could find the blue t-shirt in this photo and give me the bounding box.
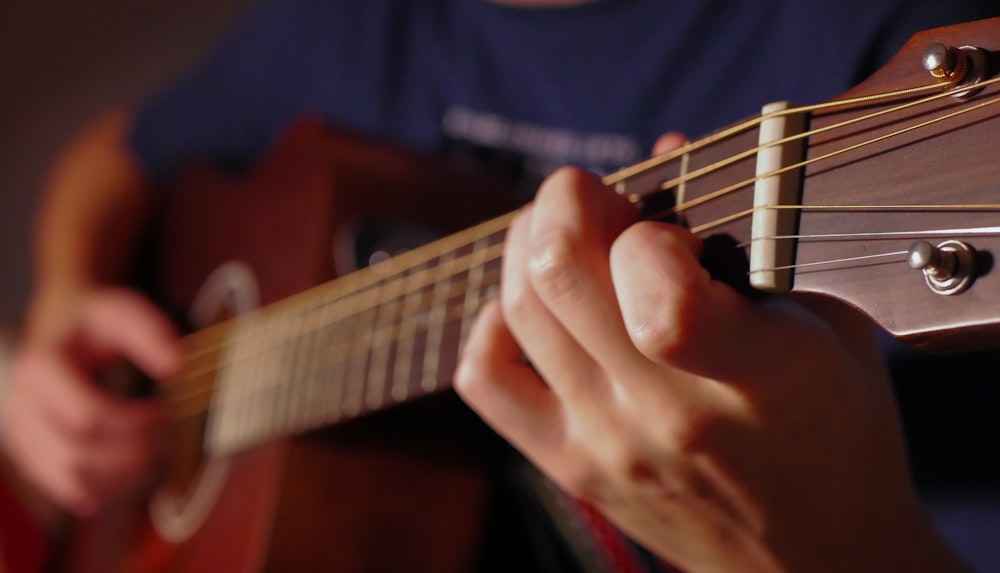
[130,0,997,197]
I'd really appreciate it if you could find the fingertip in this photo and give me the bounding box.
[455,302,561,446]
[652,132,688,156]
[91,289,183,379]
[456,301,525,401]
[610,221,751,371]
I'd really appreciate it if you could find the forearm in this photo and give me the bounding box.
[33,108,153,293]
[28,108,154,334]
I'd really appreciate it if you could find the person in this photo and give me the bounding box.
[2,0,997,570]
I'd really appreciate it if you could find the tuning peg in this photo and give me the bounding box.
[922,43,967,82]
[922,43,989,98]
[907,239,975,295]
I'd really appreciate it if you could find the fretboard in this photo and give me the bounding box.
[198,123,768,457]
[205,214,510,456]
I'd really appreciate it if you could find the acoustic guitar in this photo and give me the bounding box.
[47,16,1000,573]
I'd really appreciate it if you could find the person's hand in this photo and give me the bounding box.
[455,139,959,571]
[2,283,182,516]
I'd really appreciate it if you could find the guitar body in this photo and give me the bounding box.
[60,121,523,573]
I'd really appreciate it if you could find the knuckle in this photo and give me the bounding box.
[62,407,107,440]
[453,354,486,399]
[660,410,716,456]
[629,282,707,363]
[527,232,585,304]
[10,346,47,384]
[558,458,604,501]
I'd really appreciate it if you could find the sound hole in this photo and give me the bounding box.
[149,261,259,542]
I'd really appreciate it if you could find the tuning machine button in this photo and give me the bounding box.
[907,239,976,295]
[922,43,989,98]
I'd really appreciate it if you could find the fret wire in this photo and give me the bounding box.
[421,250,458,393]
[343,283,381,417]
[391,261,427,402]
[282,306,308,434]
[301,301,328,431]
[459,234,493,356]
[321,292,352,424]
[366,272,405,410]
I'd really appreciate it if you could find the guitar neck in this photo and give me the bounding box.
[197,213,508,456]
[174,16,1000,457]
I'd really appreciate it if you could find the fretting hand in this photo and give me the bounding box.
[455,136,963,572]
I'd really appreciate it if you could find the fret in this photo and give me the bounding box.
[304,296,339,430]
[266,313,287,435]
[290,300,326,433]
[458,235,490,356]
[342,283,381,417]
[612,151,684,217]
[208,311,267,455]
[205,321,240,455]
[365,269,404,410]
[276,306,305,435]
[318,293,352,424]
[236,314,267,448]
[391,261,428,402]
[236,314,266,449]
[458,230,507,355]
[686,129,758,229]
[677,151,691,226]
[421,250,457,393]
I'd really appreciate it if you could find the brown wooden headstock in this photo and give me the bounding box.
[788,17,1000,352]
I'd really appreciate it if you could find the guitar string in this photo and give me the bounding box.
[664,88,1000,232]
[173,77,990,367]
[180,76,977,356]
[602,79,950,186]
[176,207,1000,399]
[195,87,1000,364]
[162,79,1000,420]
[172,214,1000,426]
[177,76,999,364]
[163,79,1000,420]
[168,277,501,423]
[612,76,1000,206]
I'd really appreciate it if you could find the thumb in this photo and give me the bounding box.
[79,288,184,381]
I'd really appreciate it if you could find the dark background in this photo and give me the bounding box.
[0,0,257,324]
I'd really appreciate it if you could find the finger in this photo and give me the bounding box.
[4,404,100,514]
[501,205,605,403]
[16,346,164,442]
[610,221,776,381]
[455,301,565,464]
[523,167,644,375]
[4,395,159,515]
[652,132,688,156]
[80,289,183,380]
